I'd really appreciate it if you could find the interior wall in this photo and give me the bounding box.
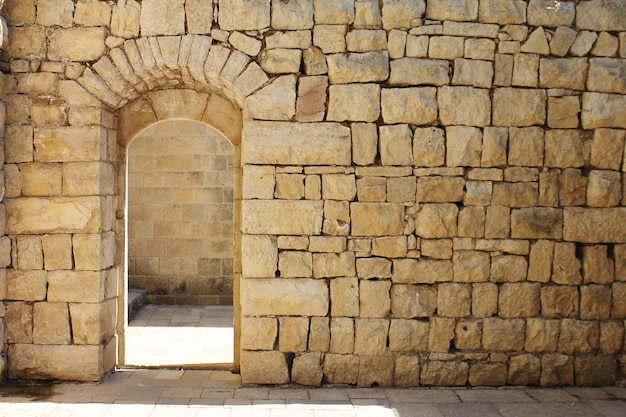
[127,120,234,305]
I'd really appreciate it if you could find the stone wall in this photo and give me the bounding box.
[128,119,234,305]
[0,0,625,387]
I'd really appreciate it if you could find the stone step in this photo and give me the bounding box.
[128,289,146,321]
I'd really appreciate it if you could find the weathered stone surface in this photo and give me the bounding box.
[446,126,483,167]
[493,88,546,126]
[327,83,380,122]
[243,200,322,235]
[576,0,626,31]
[241,279,328,316]
[564,208,626,243]
[541,353,574,386]
[389,58,450,86]
[438,86,490,126]
[241,350,289,384]
[48,28,106,62]
[278,317,309,352]
[510,208,563,239]
[309,317,330,352]
[413,127,445,167]
[391,285,437,318]
[552,242,582,285]
[580,285,612,320]
[7,270,46,301]
[421,360,469,386]
[140,0,185,37]
[381,0,425,29]
[389,319,429,352]
[292,352,323,386]
[540,58,587,91]
[242,235,277,278]
[528,0,574,27]
[453,251,490,283]
[330,317,354,354]
[590,129,625,171]
[469,363,507,386]
[323,354,358,384]
[241,317,277,350]
[509,354,541,386]
[354,319,389,355]
[558,319,599,354]
[245,75,296,121]
[382,87,438,125]
[499,283,540,318]
[581,92,626,129]
[393,259,453,284]
[525,318,560,352]
[260,48,302,74]
[479,0,526,24]
[73,232,115,271]
[33,302,71,345]
[243,121,350,165]
[272,0,313,30]
[417,177,465,203]
[482,318,525,351]
[437,283,471,317]
[351,203,404,236]
[491,255,528,283]
[587,170,622,207]
[427,0,477,22]
[296,75,327,122]
[472,283,498,317]
[69,300,115,345]
[327,52,389,83]
[493,183,538,207]
[313,24,346,53]
[330,278,359,317]
[313,252,356,278]
[415,203,458,238]
[428,36,464,60]
[219,0,270,30]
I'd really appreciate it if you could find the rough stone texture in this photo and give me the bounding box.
[240,351,289,384]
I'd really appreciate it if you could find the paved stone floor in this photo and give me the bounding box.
[1,304,625,416]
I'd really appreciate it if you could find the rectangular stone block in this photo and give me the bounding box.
[243,121,351,165]
[47,270,107,303]
[7,270,47,301]
[73,232,116,271]
[351,202,405,236]
[48,27,107,62]
[564,208,626,243]
[69,299,116,345]
[242,200,323,235]
[34,127,106,163]
[241,278,329,316]
[33,302,71,345]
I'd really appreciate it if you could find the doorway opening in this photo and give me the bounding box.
[123,119,235,368]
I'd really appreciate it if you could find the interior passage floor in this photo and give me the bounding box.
[125,304,234,368]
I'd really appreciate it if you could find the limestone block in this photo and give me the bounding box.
[8,26,46,59]
[6,302,33,343]
[327,51,389,84]
[494,53,513,86]
[8,341,115,381]
[576,0,626,31]
[36,0,73,27]
[464,181,492,207]
[526,240,554,283]
[493,87,546,127]
[330,278,359,317]
[387,30,407,59]
[48,28,106,62]
[110,0,140,38]
[6,197,105,234]
[478,127,506,168]
[580,285,611,320]
[570,30,598,57]
[499,282,540,318]
[351,123,377,166]
[507,127,544,167]
[360,280,391,318]
[389,58,450,86]
[559,168,586,207]
[581,92,626,129]
[509,207,562,240]
[509,354,541,385]
[421,240,453,260]
[73,232,115,271]
[219,0,270,30]
[279,251,312,278]
[354,319,389,355]
[414,203,458,239]
[321,174,356,201]
[426,0,477,21]
[330,317,354,353]
[479,0,526,24]
[303,46,328,75]
[452,251,490,283]
[613,282,626,319]
[313,24,347,54]
[296,75,327,122]
[242,165,274,200]
[272,0,313,29]
[381,0,425,29]
[511,53,539,87]
[385,177,415,204]
[417,177,464,204]
[575,356,617,387]
[437,283,470,317]
[15,163,59,198]
[241,350,289,384]
[229,32,262,57]
[421,360,469,386]
[313,252,356,278]
[583,246,614,285]
[3,0,36,25]
[600,321,624,354]
[35,126,105,163]
[482,318,525,351]
[381,87,437,126]
[266,30,312,49]
[538,58,587,91]
[260,49,302,74]
[558,319,599,354]
[139,0,185,37]
[322,200,350,236]
[241,278,328,316]
[377,125,412,166]
[427,317,455,353]
[275,173,305,199]
[527,0,574,27]
[490,254,527,284]
[472,282,498,317]
[243,122,351,165]
[346,30,387,52]
[69,299,115,345]
[358,356,394,388]
[241,235,277,278]
[428,36,464,60]
[620,33,626,58]
[32,302,70,345]
[328,84,380,122]
[394,356,420,387]
[7,270,46,302]
[245,75,296,120]
[524,318,559,354]
[469,363,507,387]
[465,38,496,61]
[371,236,406,259]
[548,26,577,57]
[351,202,404,236]
[406,35,428,58]
[438,86,491,127]
[241,317,277,350]
[445,126,482,167]
[541,285,578,319]
[593,32,619,57]
[244,200,321,236]
[323,353,358,384]
[588,58,626,95]
[587,170,622,208]
[563,208,626,243]
[590,129,625,170]
[278,317,309,353]
[309,317,330,352]
[389,319,429,352]
[393,259,451,285]
[451,59,493,89]
[292,352,323,386]
[547,96,580,129]
[357,177,387,202]
[391,284,436,320]
[492,182,538,208]
[616,245,626,281]
[413,127,445,167]
[539,353,573,386]
[455,319,482,350]
[47,270,106,303]
[309,236,346,253]
[42,234,72,271]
